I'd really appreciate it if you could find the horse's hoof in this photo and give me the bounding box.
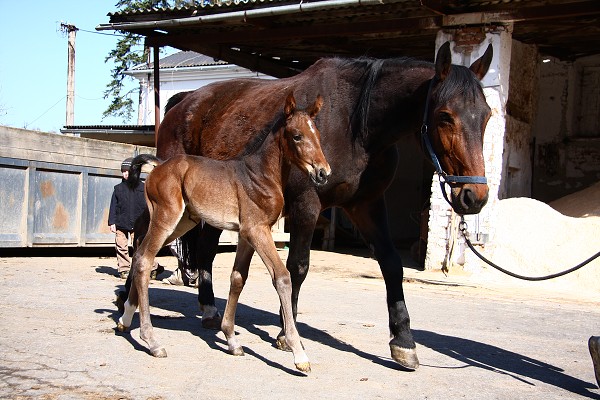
[151,347,167,358]
[588,336,600,388]
[295,362,311,373]
[202,314,222,330]
[229,347,245,357]
[390,345,419,370]
[276,336,292,352]
[116,322,129,332]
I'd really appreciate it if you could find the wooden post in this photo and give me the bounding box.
[62,23,78,126]
[153,45,160,146]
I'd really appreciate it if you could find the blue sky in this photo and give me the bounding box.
[0,1,174,133]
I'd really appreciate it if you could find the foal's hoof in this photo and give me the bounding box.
[201,313,222,330]
[116,322,129,332]
[276,336,292,352]
[229,347,245,357]
[390,345,419,370]
[295,362,311,373]
[151,347,167,358]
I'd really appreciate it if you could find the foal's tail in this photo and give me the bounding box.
[127,154,162,188]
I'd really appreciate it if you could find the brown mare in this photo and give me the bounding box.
[118,94,330,372]
[155,42,493,370]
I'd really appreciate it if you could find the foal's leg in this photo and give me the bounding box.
[221,237,254,356]
[345,196,419,370]
[132,228,172,358]
[276,190,321,350]
[117,226,171,357]
[245,227,310,372]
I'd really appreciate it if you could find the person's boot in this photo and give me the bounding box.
[589,336,600,388]
[165,267,186,286]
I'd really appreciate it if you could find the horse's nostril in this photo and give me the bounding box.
[317,168,328,184]
[461,188,476,208]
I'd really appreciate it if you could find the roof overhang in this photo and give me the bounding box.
[97,0,600,78]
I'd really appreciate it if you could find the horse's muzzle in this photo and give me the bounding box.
[453,185,489,215]
[312,167,331,186]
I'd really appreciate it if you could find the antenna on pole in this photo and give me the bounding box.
[60,22,78,127]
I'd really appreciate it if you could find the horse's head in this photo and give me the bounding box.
[283,93,331,186]
[424,41,493,215]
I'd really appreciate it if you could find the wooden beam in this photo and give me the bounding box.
[146,35,302,78]
[146,16,441,46]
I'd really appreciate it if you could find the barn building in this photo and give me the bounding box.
[95,0,600,274]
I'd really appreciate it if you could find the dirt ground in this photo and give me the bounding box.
[0,247,599,399]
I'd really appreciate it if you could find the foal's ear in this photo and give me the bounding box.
[307,95,323,118]
[284,92,296,118]
[435,41,452,81]
[470,43,493,81]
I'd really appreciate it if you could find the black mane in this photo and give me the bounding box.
[339,57,429,146]
[435,64,483,105]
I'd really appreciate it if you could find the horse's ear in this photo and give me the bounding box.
[435,41,452,81]
[284,93,296,118]
[307,95,323,118]
[470,43,493,81]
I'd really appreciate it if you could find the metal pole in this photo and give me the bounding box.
[153,45,160,146]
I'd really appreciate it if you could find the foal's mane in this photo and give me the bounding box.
[238,112,286,157]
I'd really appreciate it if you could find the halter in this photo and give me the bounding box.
[420,76,487,207]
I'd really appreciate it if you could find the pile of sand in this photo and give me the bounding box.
[549,181,600,218]
[469,183,600,295]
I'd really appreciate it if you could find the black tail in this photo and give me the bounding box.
[127,154,161,188]
[165,91,191,115]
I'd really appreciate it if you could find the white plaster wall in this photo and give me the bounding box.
[425,29,512,271]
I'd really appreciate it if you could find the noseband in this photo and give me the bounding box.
[421,77,487,207]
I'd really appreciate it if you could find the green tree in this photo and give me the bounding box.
[103,0,189,121]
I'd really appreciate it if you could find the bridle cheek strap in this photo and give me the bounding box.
[421,76,487,207]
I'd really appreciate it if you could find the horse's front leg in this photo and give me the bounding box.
[221,237,254,356]
[246,227,311,373]
[345,196,419,370]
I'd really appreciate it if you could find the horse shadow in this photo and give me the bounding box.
[413,329,599,399]
[95,282,599,395]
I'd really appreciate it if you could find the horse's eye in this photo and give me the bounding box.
[439,111,453,125]
[293,134,302,142]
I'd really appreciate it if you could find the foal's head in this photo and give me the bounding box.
[283,93,331,186]
[426,42,493,214]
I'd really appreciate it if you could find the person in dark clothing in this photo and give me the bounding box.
[108,157,162,279]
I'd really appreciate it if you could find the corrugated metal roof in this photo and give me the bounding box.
[108,0,304,16]
[132,51,228,71]
[63,125,154,131]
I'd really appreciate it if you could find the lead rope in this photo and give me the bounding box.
[458,215,600,281]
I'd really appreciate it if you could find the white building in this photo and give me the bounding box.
[126,51,273,125]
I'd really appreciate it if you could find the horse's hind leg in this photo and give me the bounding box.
[221,237,254,356]
[245,227,310,373]
[195,224,223,329]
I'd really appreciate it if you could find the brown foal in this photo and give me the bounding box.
[117,93,330,372]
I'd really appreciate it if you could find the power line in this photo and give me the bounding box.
[77,27,129,38]
[25,96,66,129]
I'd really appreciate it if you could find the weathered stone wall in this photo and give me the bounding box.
[532,54,600,202]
